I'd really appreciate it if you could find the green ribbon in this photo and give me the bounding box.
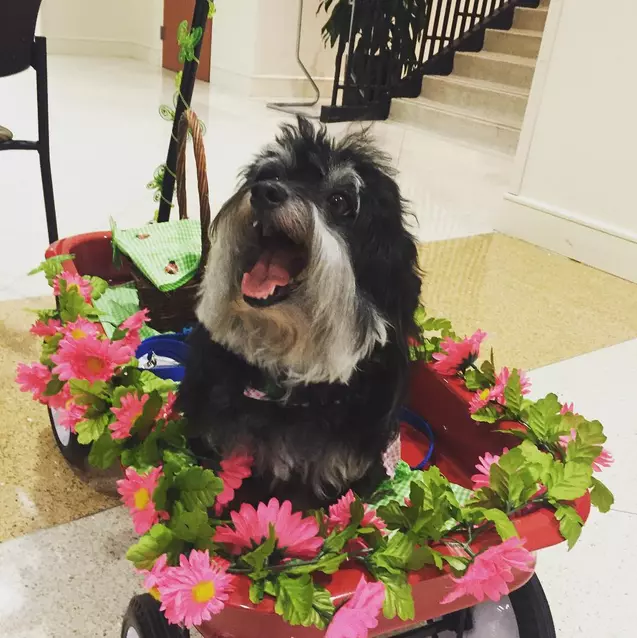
[177,20,203,64]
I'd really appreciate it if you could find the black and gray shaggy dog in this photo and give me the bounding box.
[178,117,421,510]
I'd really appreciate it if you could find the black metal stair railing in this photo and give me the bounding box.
[320,0,540,123]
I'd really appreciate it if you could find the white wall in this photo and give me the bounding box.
[210,0,336,97]
[40,0,163,65]
[499,0,637,282]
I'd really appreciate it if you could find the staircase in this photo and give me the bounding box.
[390,0,550,153]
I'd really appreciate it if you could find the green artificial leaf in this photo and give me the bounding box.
[40,333,63,366]
[175,466,223,510]
[527,393,563,442]
[480,358,496,385]
[126,524,181,570]
[322,522,359,553]
[89,276,108,300]
[163,449,196,478]
[576,419,607,446]
[76,413,111,444]
[306,586,334,630]
[157,418,187,449]
[503,369,523,414]
[546,460,592,501]
[413,304,427,331]
[88,432,122,469]
[112,386,136,408]
[377,572,414,621]
[477,508,518,540]
[565,439,603,467]
[554,504,584,550]
[406,545,440,571]
[441,554,469,575]
[152,474,171,512]
[29,254,75,283]
[370,531,414,575]
[590,477,614,513]
[376,501,411,530]
[118,365,142,388]
[135,391,164,430]
[139,371,178,395]
[43,376,65,397]
[170,502,215,546]
[274,573,315,627]
[286,552,348,576]
[464,367,488,391]
[471,405,500,424]
[488,446,544,508]
[59,288,91,323]
[241,525,277,574]
[249,580,265,605]
[69,379,108,406]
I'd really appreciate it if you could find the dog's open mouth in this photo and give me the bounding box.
[241,225,307,307]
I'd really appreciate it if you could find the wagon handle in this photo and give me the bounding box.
[175,109,211,266]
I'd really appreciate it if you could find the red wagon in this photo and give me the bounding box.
[46,232,589,638]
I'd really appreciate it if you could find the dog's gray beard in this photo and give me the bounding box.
[196,203,387,385]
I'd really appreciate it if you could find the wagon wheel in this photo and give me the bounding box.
[122,594,190,638]
[48,407,88,468]
[436,574,555,638]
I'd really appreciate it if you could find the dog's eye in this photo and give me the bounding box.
[255,166,281,183]
[327,193,352,216]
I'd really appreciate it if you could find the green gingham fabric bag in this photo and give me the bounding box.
[111,218,202,292]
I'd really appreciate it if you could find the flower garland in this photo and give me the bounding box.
[18,255,615,637]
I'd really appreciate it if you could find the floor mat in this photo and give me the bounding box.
[0,296,117,542]
[418,233,637,370]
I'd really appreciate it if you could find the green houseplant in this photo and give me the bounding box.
[318,0,429,103]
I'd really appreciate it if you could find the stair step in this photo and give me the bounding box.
[453,51,536,89]
[420,75,528,127]
[390,96,520,154]
[513,6,549,32]
[484,28,543,58]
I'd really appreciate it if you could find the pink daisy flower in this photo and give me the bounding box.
[60,317,100,342]
[468,387,501,414]
[442,537,534,604]
[139,554,168,601]
[15,362,51,402]
[469,368,531,414]
[118,308,151,350]
[57,401,87,433]
[53,272,93,303]
[214,498,322,559]
[471,449,509,490]
[327,490,387,534]
[30,318,61,338]
[432,330,487,376]
[116,466,169,534]
[110,393,150,440]
[559,429,614,473]
[158,391,178,422]
[51,335,133,383]
[158,549,235,628]
[325,576,385,638]
[44,382,72,410]
[560,402,575,415]
[214,451,254,516]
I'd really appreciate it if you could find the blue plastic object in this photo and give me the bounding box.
[399,406,435,470]
[135,332,189,382]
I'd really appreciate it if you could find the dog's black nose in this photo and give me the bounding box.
[251,181,288,210]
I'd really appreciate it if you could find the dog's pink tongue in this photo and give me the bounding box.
[241,250,291,299]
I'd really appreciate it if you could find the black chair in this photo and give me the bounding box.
[0,0,58,244]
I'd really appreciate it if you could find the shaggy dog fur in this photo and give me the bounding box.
[178,117,421,510]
